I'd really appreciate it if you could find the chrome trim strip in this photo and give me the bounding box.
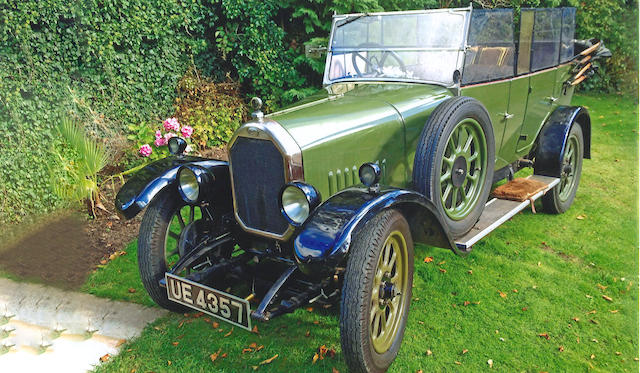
[227,118,304,241]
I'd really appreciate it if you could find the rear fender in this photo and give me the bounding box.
[293,187,457,276]
[534,106,591,177]
[115,156,231,219]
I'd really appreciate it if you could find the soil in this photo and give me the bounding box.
[0,180,142,290]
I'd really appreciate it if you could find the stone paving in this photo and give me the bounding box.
[0,278,166,372]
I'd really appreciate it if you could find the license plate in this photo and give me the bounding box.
[165,273,252,331]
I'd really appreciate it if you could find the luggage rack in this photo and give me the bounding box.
[454,175,560,250]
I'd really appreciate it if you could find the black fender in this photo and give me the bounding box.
[115,156,231,220]
[293,186,457,276]
[534,106,591,177]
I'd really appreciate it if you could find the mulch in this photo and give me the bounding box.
[0,180,142,290]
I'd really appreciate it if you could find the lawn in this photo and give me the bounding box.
[87,94,639,372]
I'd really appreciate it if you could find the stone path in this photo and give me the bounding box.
[0,278,166,372]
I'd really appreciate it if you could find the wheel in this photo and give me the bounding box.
[541,124,584,214]
[352,43,406,78]
[138,190,226,312]
[340,209,414,373]
[413,96,495,236]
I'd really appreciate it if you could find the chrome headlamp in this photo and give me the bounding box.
[359,162,382,187]
[168,137,187,155]
[279,182,321,226]
[177,165,213,204]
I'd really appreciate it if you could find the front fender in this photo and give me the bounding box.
[534,106,591,177]
[115,156,231,219]
[293,187,456,276]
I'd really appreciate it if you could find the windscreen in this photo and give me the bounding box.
[324,10,469,86]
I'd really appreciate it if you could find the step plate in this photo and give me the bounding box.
[454,175,560,250]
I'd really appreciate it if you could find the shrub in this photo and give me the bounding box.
[173,69,247,148]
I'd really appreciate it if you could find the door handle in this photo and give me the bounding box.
[501,112,514,120]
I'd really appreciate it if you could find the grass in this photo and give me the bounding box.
[88,94,639,372]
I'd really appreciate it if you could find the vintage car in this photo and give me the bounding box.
[115,6,609,372]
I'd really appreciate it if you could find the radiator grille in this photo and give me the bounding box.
[229,137,289,236]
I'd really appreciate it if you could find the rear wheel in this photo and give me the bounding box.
[413,96,495,236]
[541,124,584,213]
[340,210,413,373]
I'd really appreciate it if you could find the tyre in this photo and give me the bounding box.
[138,190,209,312]
[340,209,414,373]
[541,124,584,214]
[413,96,495,236]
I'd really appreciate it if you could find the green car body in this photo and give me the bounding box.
[268,64,574,201]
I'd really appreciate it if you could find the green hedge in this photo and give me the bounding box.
[0,0,636,224]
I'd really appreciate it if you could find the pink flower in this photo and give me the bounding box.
[154,137,167,147]
[139,144,152,157]
[163,117,180,132]
[164,132,176,142]
[181,125,193,138]
[155,130,162,140]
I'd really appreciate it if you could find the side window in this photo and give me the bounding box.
[530,8,562,71]
[560,8,576,63]
[516,9,534,75]
[462,9,515,85]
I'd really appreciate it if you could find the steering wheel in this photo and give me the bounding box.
[351,43,407,78]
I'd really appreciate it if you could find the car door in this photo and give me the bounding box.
[514,8,563,157]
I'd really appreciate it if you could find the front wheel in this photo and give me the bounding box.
[540,124,584,213]
[340,209,414,373]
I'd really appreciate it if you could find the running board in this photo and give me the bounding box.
[454,175,560,250]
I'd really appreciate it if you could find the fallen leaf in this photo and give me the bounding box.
[426,349,433,356]
[587,309,596,314]
[312,353,319,364]
[167,361,171,366]
[252,325,259,334]
[249,342,257,349]
[487,359,494,368]
[499,291,507,298]
[424,256,434,263]
[558,346,564,352]
[128,288,136,293]
[590,319,599,325]
[602,295,613,302]
[522,307,528,311]
[178,320,185,328]
[172,342,179,346]
[194,312,204,318]
[332,368,340,373]
[306,307,313,312]
[597,283,607,290]
[592,339,598,343]
[212,322,219,328]
[455,361,462,365]
[210,348,221,362]
[260,354,279,365]
[418,370,423,373]
[472,301,480,305]
[115,339,126,347]
[610,310,619,313]
[100,259,107,265]
[313,320,320,325]
[418,321,425,324]
[634,357,639,361]
[203,318,211,323]
[439,268,447,273]
[256,345,264,351]
[538,333,550,340]
[461,349,468,354]
[590,354,595,359]
[224,327,234,337]
[512,289,518,293]
[576,215,586,220]
[221,353,227,358]
[615,351,621,355]
[467,270,473,274]
[305,330,310,337]
[572,317,580,322]
[438,260,446,265]
[100,354,110,362]
[242,348,253,354]
[463,301,470,306]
